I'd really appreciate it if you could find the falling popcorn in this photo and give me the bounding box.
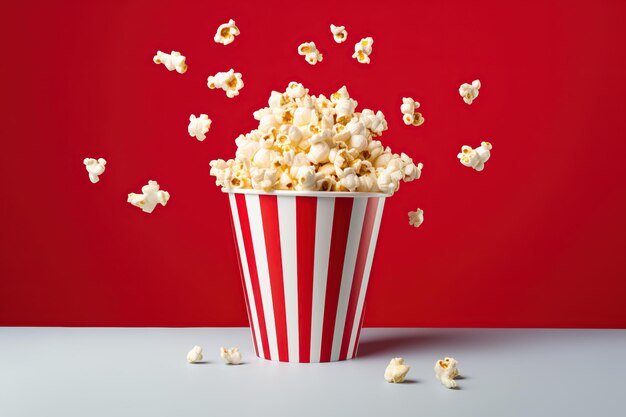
[188,114,212,141]
[330,24,348,43]
[214,19,240,45]
[457,141,492,171]
[400,97,425,126]
[298,42,323,65]
[459,80,481,104]
[207,69,244,98]
[384,358,410,383]
[83,158,107,184]
[209,83,423,194]
[408,208,423,228]
[352,37,373,64]
[127,180,170,214]
[153,50,187,74]
[220,347,243,365]
[434,357,460,389]
[187,346,203,363]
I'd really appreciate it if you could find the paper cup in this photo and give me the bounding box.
[225,189,387,362]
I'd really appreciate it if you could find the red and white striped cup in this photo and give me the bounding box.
[226,189,387,362]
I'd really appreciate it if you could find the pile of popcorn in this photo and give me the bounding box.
[209,83,423,194]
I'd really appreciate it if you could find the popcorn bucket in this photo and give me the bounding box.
[225,189,387,363]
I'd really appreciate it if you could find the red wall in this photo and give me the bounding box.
[1,0,625,327]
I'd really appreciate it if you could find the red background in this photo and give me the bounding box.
[1,0,625,327]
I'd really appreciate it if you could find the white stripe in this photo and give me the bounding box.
[245,194,279,360]
[347,198,386,358]
[309,197,335,363]
[229,194,264,359]
[330,197,368,361]
[277,195,299,363]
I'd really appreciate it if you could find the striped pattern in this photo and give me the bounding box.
[228,192,386,363]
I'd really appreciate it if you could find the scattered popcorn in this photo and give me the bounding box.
[207,69,244,98]
[408,208,423,228]
[298,42,323,65]
[434,357,460,389]
[457,141,492,171]
[209,83,423,195]
[83,158,107,184]
[384,358,410,383]
[400,97,424,126]
[188,114,212,141]
[127,180,170,213]
[214,19,240,45]
[187,346,203,363]
[459,80,481,104]
[352,37,373,64]
[330,24,348,43]
[153,50,187,74]
[220,347,243,365]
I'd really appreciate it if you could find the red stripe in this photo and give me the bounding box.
[235,194,271,359]
[351,305,367,359]
[259,195,289,362]
[228,197,259,357]
[338,197,379,360]
[319,197,354,362]
[296,196,317,363]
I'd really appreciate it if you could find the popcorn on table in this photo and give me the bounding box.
[153,51,187,74]
[434,357,460,388]
[384,357,410,383]
[83,158,106,184]
[207,69,244,98]
[127,180,170,213]
[457,141,492,171]
[188,114,212,141]
[214,19,240,45]
[459,79,481,104]
[408,208,423,228]
[400,97,425,126]
[298,42,323,65]
[187,346,203,363]
[220,347,243,365]
[352,37,373,64]
[330,24,348,43]
[209,82,423,194]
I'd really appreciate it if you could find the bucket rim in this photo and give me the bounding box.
[221,188,390,198]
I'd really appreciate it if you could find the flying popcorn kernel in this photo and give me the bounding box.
[220,347,243,365]
[459,79,481,104]
[434,357,460,389]
[188,114,212,141]
[298,42,323,65]
[457,141,492,171]
[83,158,107,184]
[400,97,418,115]
[214,19,240,45]
[408,208,423,228]
[384,358,410,383]
[207,69,244,98]
[187,346,203,363]
[400,97,425,126]
[127,180,170,214]
[330,24,348,43]
[153,50,187,74]
[352,37,373,64]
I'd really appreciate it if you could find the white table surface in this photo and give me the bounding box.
[1,327,624,417]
